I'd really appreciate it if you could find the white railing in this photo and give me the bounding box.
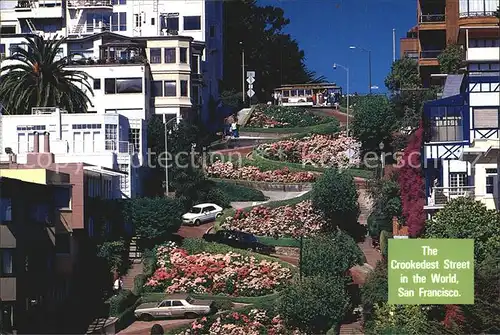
[8,140,136,155]
[31,107,64,114]
[67,0,113,8]
[427,186,475,207]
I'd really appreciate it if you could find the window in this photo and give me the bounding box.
[54,187,71,209]
[485,168,497,194]
[88,217,94,237]
[31,204,49,223]
[469,39,500,48]
[55,234,70,254]
[468,62,500,73]
[473,108,499,128]
[151,18,155,25]
[1,249,13,275]
[183,16,201,30]
[209,25,216,38]
[152,80,163,96]
[105,78,116,94]
[469,82,500,92]
[166,16,179,31]
[150,48,161,64]
[116,78,142,93]
[164,81,176,97]
[449,172,467,195]
[427,106,464,142]
[180,80,188,97]
[93,79,101,90]
[192,85,199,105]
[118,164,129,191]
[72,124,101,130]
[134,14,141,28]
[128,128,140,152]
[180,47,187,63]
[0,198,12,223]
[159,300,172,307]
[0,44,5,59]
[105,124,117,150]
[119,12,127,31]
[191,55,199,73]
[172,301,183,307]
[164,48,176,63]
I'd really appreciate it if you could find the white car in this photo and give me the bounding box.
[134,294,215,321]
[182,203,223,225]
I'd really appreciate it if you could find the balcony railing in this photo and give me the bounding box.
[403,50,419,60]
[10,140,136,155]
[67,0,113,8]
[419,14,446,23]
[420,50,443,59]
[427,186,475,207]
[32,107,66,114]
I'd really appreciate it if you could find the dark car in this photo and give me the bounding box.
[203,230,276,255]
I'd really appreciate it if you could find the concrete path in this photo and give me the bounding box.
[230,190,309,210]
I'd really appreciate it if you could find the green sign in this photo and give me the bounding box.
[388,239,474,305]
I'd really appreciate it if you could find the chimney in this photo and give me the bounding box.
[33,131,39,153]
[43,132,50,153]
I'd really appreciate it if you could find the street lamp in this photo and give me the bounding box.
[349,45,372,94]
[239,41,245,104]
[379,141,385,179]
[333,63,350,136]
[163,114,181,196]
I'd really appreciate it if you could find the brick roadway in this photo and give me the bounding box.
[314,108,348,124]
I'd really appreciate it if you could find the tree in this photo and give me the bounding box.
[311,169,360,237]
[122,197,184,248]
[437,44,465,75]
[384,57,421,93]
[365,304,434,335]
[424,197,500,264]
[361,260,388,323]
[222,1,324,100]
[398,124,425,237]
[0,35,93,115]
[350,95,396,154]
[302,232,364,278]
[277,276,349,334]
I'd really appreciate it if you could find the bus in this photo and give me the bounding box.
[273,83,342,107]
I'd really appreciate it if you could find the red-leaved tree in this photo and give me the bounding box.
[398,123,426,236]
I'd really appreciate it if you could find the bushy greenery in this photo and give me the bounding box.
[213,181,267,201]
[379,230,392,258]
[247,105,333,128]
[302,232,365,278]
[311,169,361,238]
[108,290,139,317]
[361,261,388,317]
[122,197,184,248]
[96,239,129,275]
[133,274,147,296]
[438,44,465,74]
[277,276,349,334]
[424,197,500,264]
[384,57,420,92]
[367,173,402,238]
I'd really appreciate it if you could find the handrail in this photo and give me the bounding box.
[428,186,475,206]
[67,0,113,7]
[420,50,443,59]
[419,14,445,23]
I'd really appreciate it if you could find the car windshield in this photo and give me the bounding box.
[189,207,202,213]
[185,297,194,304]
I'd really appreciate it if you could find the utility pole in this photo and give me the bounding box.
[240,42,245,104]
[393,28,396,62]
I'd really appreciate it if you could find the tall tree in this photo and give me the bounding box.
[437,44,465,75]
[222,0,324,101]
[0,35,93,115]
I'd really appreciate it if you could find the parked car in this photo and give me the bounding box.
[182,203,223,226]
[203,230,276,255]
[134,294,215,321]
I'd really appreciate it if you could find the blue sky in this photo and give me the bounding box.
[258,0,416,94]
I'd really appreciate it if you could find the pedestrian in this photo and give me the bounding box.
[231,119,239,138]
[113,276,123,295]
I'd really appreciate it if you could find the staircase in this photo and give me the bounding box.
[122,236,144,290]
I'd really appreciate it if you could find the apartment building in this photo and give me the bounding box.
[400,0,499,86]
[0,0,223,121]
[422,16,499,214]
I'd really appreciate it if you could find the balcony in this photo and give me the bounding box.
[403,50,419,60]
[67,0,113,8]
[426,186,475,209]
[419,14,445,23]
[14,0,63,19]
[420,50,442,59]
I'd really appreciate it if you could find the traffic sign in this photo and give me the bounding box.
[246,77,255,84]
[246,71,255,78]
[247,89,255,98]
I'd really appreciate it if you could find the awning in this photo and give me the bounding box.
[83,166,127,177]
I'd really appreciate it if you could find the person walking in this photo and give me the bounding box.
[231,119,239,138]
[113,276,123,295]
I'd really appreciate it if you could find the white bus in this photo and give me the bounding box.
[273,83,342,107]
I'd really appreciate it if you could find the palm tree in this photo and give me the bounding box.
[0,35,93,115]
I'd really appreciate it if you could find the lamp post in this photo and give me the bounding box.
[349,46,372,94]
[333,63,350,135]
[163,114,181,196]
[240,41,245,104]
[379,141,385,179]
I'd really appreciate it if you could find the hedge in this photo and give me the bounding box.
[141,292,279,305]
[213,180,268,201]
[242,121,339,135]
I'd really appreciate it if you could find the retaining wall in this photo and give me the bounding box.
[209,178,313,192]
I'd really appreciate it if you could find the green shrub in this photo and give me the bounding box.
[247,105,329,128]
[142,248,157,277]
[379,231,392,258]
[133,274,147,295]
[213,181,267,201]
[115,300,141,333]
[204,187,231,208]
[212,300,234,311]
[108,290,139,317]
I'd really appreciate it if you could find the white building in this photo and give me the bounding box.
[0,0,223,120]
[423,23,500,213]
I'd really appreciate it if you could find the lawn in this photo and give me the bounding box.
[213,180,267,201]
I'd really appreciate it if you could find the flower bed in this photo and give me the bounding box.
[206,161,317,183]
[221,200,325,238]
[246,105,324,128]
[255,132,361,169]
[177,309,292,335]
[145,244,293,296]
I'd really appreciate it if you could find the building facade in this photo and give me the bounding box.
[422,21,499,214]
[400,0,499,86]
